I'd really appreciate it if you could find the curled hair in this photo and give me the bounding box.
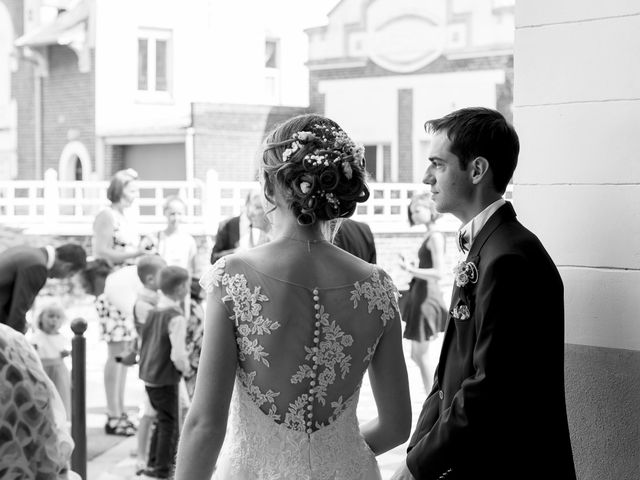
[260,114,369,226]
[408,192,441,226]
[107,168,138,204]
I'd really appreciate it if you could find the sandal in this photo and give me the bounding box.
[104,414,137,436]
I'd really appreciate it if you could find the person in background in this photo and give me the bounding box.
[398,192,447,393]
[129,255,167,475]
[92,168,153,437]
[29,301,72,419]
[0,323,79,479]
[138,266,192,480]
[333,218,377,263]
[183,277,205,399]
[0,243,87,334]
[209,188,271,263]
[156,195,198,275]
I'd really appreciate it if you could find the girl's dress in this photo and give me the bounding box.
[402,232,447,341]
[30,329,71,418]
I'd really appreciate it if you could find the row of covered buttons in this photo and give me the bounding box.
[307,288,322,434]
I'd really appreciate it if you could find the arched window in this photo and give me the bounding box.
[59,141,91,181]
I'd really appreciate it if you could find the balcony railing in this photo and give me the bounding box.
[0,168,512,236]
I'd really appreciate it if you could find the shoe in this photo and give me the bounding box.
[104,414,136,436]
[139,468,168,479]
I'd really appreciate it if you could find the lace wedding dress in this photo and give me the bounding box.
[200,252,399,480]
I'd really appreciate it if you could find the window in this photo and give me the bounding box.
[264,37,281,104]
[265,39,279,68]
[137,29,172,97]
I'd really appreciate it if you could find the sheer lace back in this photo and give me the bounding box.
[200,250,398,433]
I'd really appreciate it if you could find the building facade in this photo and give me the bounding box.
[306,0,514,183]
[0,0,312,182]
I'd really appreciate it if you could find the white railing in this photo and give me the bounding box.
[0,168,513,236]
[0,169,427,235]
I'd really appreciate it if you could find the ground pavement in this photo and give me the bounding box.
[72,297,442,480]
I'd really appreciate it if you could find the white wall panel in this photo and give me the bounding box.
[513,185,640,270]
[513,100,640,185]
[561,267,640,350]
[516,0,640,28]
[514,15,640,106]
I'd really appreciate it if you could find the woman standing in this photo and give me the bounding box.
[399,192,447,393]
[93,168,150,436]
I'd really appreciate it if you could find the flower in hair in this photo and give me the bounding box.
[342,162,353,180]
[294,131,315,142]
[300,181,312,194]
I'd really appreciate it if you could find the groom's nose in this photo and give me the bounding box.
[423,167,435,185]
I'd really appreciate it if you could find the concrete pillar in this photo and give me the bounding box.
[513,2,640,479]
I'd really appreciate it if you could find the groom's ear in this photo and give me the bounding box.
[469,156,491,185]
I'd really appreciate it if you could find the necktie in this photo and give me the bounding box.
[457,230,470,254]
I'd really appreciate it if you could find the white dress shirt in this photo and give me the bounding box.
[458,198,506,256]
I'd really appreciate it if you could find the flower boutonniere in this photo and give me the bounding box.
[451,304,471,320]
[453,259,478,288]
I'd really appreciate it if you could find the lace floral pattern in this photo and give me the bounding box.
[199,258,398,479]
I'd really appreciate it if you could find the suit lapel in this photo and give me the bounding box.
[435,202,517,382]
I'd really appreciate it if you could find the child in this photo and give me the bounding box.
[138,266,192,480]
[129,255,167,473]
[156,195,198,275]
[30,302,72,419]
[183,277,205,399]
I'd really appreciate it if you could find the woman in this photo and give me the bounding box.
[175,114,411,479]
[92,168,150,436]
[399,192,447,393]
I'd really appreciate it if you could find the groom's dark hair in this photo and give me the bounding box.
[424,107,519,194]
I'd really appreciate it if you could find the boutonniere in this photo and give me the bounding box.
[452,259,478,288]
[451,304,471,320]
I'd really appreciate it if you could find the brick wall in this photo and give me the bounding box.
[397,88,413,182]
[4,0,38,179]
[192,103,308,181]
[103,144,125,177]
[41,45,95,175]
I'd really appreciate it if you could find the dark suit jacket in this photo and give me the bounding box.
[210,215,241,264]
[406,203,576,480]
[333,219,377,264]
[0,246,50,334]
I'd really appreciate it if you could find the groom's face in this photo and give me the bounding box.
[423,132,473,217]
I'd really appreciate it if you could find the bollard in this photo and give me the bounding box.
[70,317,88,480]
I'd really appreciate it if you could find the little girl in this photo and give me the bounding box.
[31,302,72,419]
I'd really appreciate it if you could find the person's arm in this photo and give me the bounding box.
[360,298,412,454]
[188,235,198,276]
[93,210,144,264]
[8,265,47,333]
[405,254,528,479]
[168,313,191,375]
[174,295,237,478]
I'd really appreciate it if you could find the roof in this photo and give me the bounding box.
[14,0,89,48]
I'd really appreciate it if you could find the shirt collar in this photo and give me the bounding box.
[45,245,56,270]
[157,293,182,310]
[459,198,506,251]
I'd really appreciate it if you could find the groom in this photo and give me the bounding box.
[392,108,576,480]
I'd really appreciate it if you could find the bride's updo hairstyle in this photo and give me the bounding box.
[261,114,370,226]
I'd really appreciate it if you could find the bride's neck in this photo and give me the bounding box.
[272,211,327,242]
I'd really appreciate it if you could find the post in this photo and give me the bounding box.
[204,169,220,235]
[70,317,87,480]
[43,168,59,222]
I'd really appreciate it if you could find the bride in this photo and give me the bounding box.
[174,114,411,479]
